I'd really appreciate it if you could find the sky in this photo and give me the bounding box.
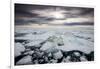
[15,3,94,28]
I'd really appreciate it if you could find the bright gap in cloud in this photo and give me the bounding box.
[31,8,66,19]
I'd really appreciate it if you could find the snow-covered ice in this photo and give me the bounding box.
[15,26,94,53]
[15,26,94,65]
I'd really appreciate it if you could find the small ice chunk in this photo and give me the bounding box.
[53,50,63,60]
[74,52,81,56]
[48,53,52,57]
[80,56,87,61]
[24,51,34,55]
[62,56,71,62]
[50,59,58,63]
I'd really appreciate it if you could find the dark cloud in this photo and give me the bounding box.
[64,22,94,26]
[15,19,37,25]
[15,3,94,26]
[80,8,94,16]
[15,4,39,18]
[15,17,55,25]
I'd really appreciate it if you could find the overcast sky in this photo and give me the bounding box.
[15,3,94,28]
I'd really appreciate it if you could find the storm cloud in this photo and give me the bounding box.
[15,3,94,26]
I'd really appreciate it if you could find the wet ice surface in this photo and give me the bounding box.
[15,26,94,65]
